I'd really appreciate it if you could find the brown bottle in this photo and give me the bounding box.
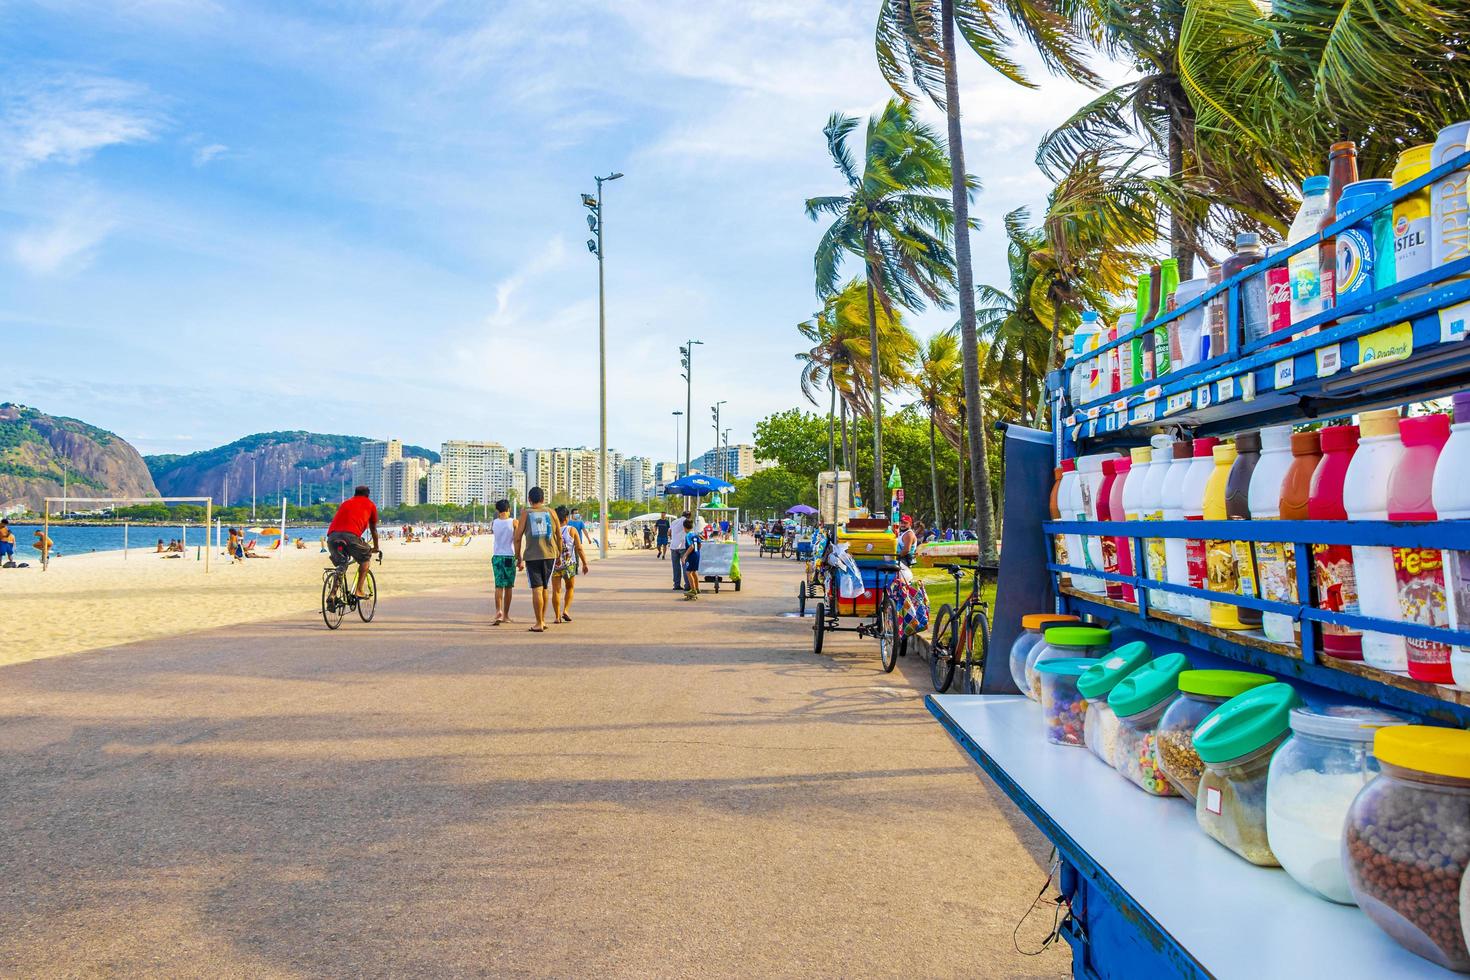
[1225,430,1263,626]
[1317,141,1360,312]
[1140,264,1162,379]
[1279,431,1323,642]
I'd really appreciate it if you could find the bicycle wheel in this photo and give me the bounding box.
[357,568,377,622]
[929,605,957,692]
[879,598,900,673]
[322,572,345,630]
[962,608,991,695]
[812,601,826,654]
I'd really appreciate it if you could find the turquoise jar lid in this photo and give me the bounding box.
[1077,641,1152,700]
[1107,652,1189,718]
[1035,657,1097,677]
[1193,683,1302,765]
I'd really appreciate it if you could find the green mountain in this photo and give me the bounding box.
[0,403,159,513]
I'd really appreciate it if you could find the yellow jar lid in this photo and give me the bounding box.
[1374,725,1470,779]
[1213,443,1237,463]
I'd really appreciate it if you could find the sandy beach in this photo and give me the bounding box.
[0,536,508,668]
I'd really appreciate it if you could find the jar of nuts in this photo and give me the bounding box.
[1155,669,1273,803]
[1345,726,1470,972]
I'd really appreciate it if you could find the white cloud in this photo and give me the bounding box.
[10,203,115,275]
[192,142,227,165]
[0,74,162,174]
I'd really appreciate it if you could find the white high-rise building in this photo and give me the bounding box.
[617,456,653,502]
[385,456,429,508]
[358,439,402,503]
[426,462,447,505]
[695,443,758,482]
[440,440,510,506]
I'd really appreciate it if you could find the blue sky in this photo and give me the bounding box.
[1,0,1101,462]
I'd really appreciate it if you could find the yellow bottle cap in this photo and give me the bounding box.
[1375,725,1470,779]
[1130,446,1152,464]
[1359,408,1401,439]
[1212,443,1237,464]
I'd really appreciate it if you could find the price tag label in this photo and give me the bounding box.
[1144,385,1163,401]
[1196,385,1212,409]
[1353,323,1413,373]
[1164,393,1192,416]
[1087,419,1098,438]
[1440,301,1470,343]
[1112,398,1128,415]
[1218,375,1236,401]
[1086,407,1100,420]
[1131,403,1156,424]
[1241,373,1257,402]
[1274,359,1294,389]
[1317,343,1342,377]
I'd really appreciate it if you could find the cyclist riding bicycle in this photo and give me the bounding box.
[327,485,381,598]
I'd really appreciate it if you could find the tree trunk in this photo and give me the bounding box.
[927,406,941,527]
[955,402,966,532]
[940,1,994,559]
[862,240,884,509]
[827,378,836,474]
[1168,109,1193,279]
[840,400,850,491]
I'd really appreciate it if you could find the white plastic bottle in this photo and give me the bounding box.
[1288,175,1331,326]
[1249,425,1297,643]
[1160,437,1195,615]
[1075,452,1120,595]
[1069,315,1101,407]
[1139,434,1175,612]
[1434,393,1470,687]
[1181,437,1220,622]
[1058,462,1084,591]
[1121,445,1153,603]
[1344,408,1409,672]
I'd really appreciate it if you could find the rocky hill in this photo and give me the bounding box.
[146,432,439,503]
[0,403,159,514]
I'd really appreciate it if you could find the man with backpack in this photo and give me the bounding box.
[515,486,562,633]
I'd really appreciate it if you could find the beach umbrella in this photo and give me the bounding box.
[786,504,817,516]
[666,474,734,496]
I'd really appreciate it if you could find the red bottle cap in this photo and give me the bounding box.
[1192,437,1219,458]
[1400,413,1451,448]
[1103,459,1118,475]
[1062,459,1076,472]
[1319,424,1360,453]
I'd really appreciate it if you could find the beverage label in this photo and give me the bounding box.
[1393,546,1451,665]
[1154,326,1171,377]
[1266,266,1292,334]
[1312,543,1361,637]
[1395,208,1431,281]
[1207,539,1239,595]
[1433,169,1470,267]
[1336,227,1373,304]
[1102,535,1119,588]
[1288,248,1322,324]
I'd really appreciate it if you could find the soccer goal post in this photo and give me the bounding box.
[42,496,213,572]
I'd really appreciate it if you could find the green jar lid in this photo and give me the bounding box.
[1035,657,1097,678]
[1042,626,1112,648]
[1107,652,1189,718]
[1077,641,1152,700]
[1193,683,1302,765]
[1177,669,1273,699]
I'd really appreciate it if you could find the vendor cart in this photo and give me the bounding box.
[698,539,742,593]
[759,531,788,558]
[932,147,1470,980]
[809,522,909,671]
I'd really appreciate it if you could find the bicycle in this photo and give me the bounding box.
[928,562,997,693]
[322,550,381,630]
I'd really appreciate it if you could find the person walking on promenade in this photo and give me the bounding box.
[669,509,690,590]
[654,512,670,559]
[491,499,517,625]
[681,517,703,600]
[515,486,561,633]
[551,504,589,623]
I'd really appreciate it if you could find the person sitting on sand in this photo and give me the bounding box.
[155,538,165,553]
[295,537,306,549]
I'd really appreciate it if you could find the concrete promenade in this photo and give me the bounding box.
[0,547,1065,977]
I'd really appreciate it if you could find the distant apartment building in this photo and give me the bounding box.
[694,443,759,482]
[518,446,613,502]
[426,462,447,505]
[358,439,402,504]
[439,440,510,506]
[654,461,679,492]
[617,456,653,502]
[385,456,429,508]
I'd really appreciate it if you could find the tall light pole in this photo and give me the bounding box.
[680,339,702,474]
[710,400,725,482]
[723,427,732,483]
[671,410,682,492]
[583,170,624,559]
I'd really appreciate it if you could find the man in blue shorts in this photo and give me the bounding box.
[0,519,15,566]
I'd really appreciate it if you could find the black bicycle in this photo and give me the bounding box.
[928,562,997,693]
[322,550,381,630]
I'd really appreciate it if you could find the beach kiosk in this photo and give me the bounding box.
[930,147,1470,978]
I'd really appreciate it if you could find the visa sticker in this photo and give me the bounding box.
[1274,360,1294,389]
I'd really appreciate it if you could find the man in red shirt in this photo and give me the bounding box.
[327,485,381,597]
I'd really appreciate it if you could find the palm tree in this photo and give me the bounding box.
[806,100,960,509]
[910,332,962,525]
[877,0,1095,559]
[972,208,1054,426]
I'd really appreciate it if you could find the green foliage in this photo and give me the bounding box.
[753,410,831,486]
[730,467,815,518]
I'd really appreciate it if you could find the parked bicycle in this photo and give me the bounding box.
[322,550,381,630]
[928,562,997,693]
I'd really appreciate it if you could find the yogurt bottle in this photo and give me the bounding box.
[1344,408,1408,672]
[1435,394,1470,688]
[1140,434,1175,611]
[1309,425,1362,660]
[1226,430,1264,627]
[1389,414,1453,682]
[1107,458,1136,603]
[1249,426,1296,643]
[1161,437,1195,616]
[1098,459,1124,601]
[1205,443,1249,630]
[1182,438,1221,622]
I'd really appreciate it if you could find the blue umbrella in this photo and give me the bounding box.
[666,474,734,496]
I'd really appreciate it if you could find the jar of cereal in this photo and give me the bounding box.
[1107,652,1189,795]
[1077,640,1152,768]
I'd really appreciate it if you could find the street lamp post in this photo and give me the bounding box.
[680,339,702,475]
[671,410,682,493]
[710,400,726,483]
[583,170,624,560]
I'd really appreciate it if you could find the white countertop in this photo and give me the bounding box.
[931,694,1449,979]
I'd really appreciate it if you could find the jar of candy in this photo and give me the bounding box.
[1107,652,1189,795]
[1155,669,1273,802]
[1267,705,1409,905]
[1025,626,1111,702]
[1077,640,1152,768]
[1193,683,1301,866]
[1036,658,1094,746]
[1008,613,1081,699]
[1345,726,1470,972]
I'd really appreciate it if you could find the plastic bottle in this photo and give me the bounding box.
[1249,426,1295,642]
[1434,394,1470,688]
[1057,460,1080,588]
[1389,414,1452,682]
[1122,445,1154,603]
[1309,425,1362,660]
[1161,437,1194,617]
[1155,258,1180,377]
[1107,457,1136,603]
[1172,278,1209,370]
[1182,437,1221,622]
[1204,443,1249,629]
[1238,243,1271,346]
[1132,274,1153,386]
[1069,314,1100,407]
[1392,145,1433,286]
[1344,408,1408,671]
[1114,313,1137,390]
[1205,265,1226,359]
[1098,459,1122,600]
[1318,140,1360,315]
[1075,452,1120,595]
[1140,434,1175,612]
[1221,234,1265,355]
[1288,176,1331,326]
[1334,179,1393,315]
[1226,429,1264,627]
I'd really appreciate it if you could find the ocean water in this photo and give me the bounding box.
[4,524,329,558]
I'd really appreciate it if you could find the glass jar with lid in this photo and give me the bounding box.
[1267,705,1410,905]
[1077,641,1152,768]
[1155,669,1273,802]
[1024,626,1112,702]
[1193,683,1301,866]
[1345,726,1470,972]
[1008,613,1081,698]
[1107,652,1189,795]
[1035,658,1094,746]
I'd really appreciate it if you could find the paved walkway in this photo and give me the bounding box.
[0,547,1066,978]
